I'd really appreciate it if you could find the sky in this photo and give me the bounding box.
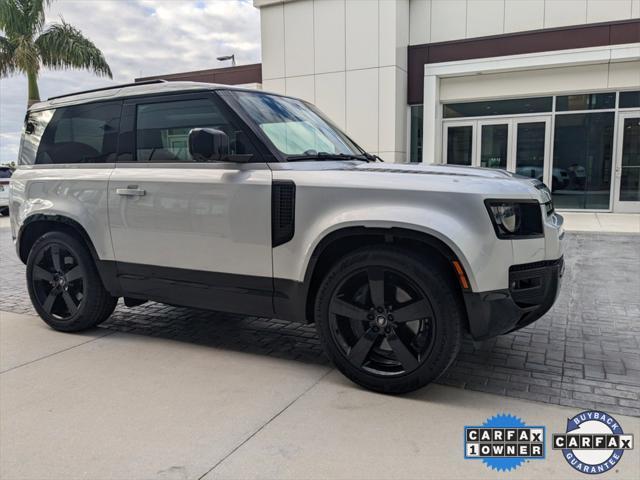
[0,0,261,164]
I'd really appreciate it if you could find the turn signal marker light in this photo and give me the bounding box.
[452,260,470,290]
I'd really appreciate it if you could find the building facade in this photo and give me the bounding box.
[146,0,640,212]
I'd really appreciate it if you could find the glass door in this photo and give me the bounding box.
[443,121,475,166]
[613,111,640,212]
[512,117,552,186]
[477,121,510,170]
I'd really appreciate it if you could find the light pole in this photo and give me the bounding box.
[216,54,236,67]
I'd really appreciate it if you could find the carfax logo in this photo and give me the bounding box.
[464,413,545,472]
[553,410,634,474]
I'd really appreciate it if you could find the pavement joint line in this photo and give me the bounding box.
[196,367,335,480]
[0,323,116,375]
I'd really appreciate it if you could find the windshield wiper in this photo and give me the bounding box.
[287,152,372,162]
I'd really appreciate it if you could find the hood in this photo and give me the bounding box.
[352,162,519,179]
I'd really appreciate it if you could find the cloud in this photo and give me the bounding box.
[0,0,261,164]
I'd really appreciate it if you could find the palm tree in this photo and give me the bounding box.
[0,0,112,106]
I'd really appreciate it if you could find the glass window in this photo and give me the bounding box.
[552,112,614,209]
[620,91,640,109]
[619,117,640,202]
[0,168,12,178]
[446,126,473,165]
[35,103,120,164]
[409,105,423,163]
[443,97,552,118]
[555,93,615,112]
[480,124,508,169]
[224,91,360,157]
[136,98,255,162]
[514,122,547,183]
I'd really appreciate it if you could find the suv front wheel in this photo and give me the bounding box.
[26,231,117,332]
[315,246,464,394]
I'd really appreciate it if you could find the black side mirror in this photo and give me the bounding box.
[188,128,229,161]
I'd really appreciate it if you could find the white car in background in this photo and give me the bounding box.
[0,166,12,216]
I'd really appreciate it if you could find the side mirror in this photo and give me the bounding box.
[188,128,229,161]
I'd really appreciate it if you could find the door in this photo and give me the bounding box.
[613,111,640,212]
[108,93,274,315]
[443,117,551,182]
[512,117,552,187]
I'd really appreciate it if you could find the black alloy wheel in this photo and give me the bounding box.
[31,243,85,320]
[328,266,436,376]
[315,246,464,394]
[27,231,118,332]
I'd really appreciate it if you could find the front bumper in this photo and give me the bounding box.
[463,257,564,340]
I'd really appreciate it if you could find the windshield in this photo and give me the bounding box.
[224,90,361,158]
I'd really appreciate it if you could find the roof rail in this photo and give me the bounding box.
[47,79,168,101]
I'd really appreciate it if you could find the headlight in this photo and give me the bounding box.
[485,200,543,239]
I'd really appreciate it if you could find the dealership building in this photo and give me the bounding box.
[139,0,640,213]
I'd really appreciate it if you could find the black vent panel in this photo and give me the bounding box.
[272,180,296,247]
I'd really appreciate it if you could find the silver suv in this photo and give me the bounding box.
[10,81,564,393]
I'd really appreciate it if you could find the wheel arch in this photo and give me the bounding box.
[297,226,472,326]
[18,214,121,295]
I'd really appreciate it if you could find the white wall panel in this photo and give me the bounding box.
[430,0,467,42]
[260,4,285,80]
[314,0,345,74]
[409,0,431,45]
[633,0,640,17]
[285,75,315,103]
[262,78,286,95]
[439,64,610,101]
[315,71,346,129]
[284,0,314,77]
[346,69,379,152]
[378,66,399,153]
[608,61,640,88]
[544,0,587,28]
[504,0,544,33]
[587,0,633,22]
[346,0,379,70]
[380,0,410,70]
[466,0,505,38]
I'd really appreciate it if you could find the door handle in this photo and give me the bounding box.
[116,187,146,196]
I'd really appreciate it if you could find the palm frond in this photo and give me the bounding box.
[0,35,18,77]
[35,19,112,78]
[0,0,51,37]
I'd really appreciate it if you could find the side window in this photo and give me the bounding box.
[35,102,121,164]
[135,98,255,162]
[19,109,54,165]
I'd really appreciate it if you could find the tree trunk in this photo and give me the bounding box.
[27,70,40,107]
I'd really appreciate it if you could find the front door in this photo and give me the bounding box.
[108,93,274,315]
[443,116,551,184]
[613,111,640,212]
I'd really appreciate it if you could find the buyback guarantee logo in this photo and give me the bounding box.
[553,410,634,474]
[464,414,545,472]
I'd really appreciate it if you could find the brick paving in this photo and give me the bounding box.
[1,220,639,416]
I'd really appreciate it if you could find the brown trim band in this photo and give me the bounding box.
[408,19,640,105]
[135,63,262,86]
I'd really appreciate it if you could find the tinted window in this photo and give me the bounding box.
[556,93,615,111]
[19,110,54,165]
[620,91,640,109]
[443,97,552,118]
[36,102,121,164]
[135,98,255,162]
[0,168,12,178]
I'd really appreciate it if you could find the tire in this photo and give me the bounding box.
[314,246,464,394]
[26,231,117,332]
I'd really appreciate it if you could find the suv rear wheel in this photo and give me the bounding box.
[314,246,464,394]
[26,231,117,332]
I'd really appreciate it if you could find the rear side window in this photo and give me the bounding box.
[19,110,54,165]
[35,102,121,164]
[135,98,255,162]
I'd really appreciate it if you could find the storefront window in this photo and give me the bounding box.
[409,105,423,162]
[552,112,614,209]
[620,117,640,202]
[480,124,508,169]
[446,126,473,165]
[620,91,640,109]
[443,97,552,118]
[555,93,615,111]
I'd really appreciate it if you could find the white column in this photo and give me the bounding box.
[422,72,440,163]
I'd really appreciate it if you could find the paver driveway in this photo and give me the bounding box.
[1,217,639,416]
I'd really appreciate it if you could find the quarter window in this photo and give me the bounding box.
[135,98,255,162]
[35,102,121,164]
